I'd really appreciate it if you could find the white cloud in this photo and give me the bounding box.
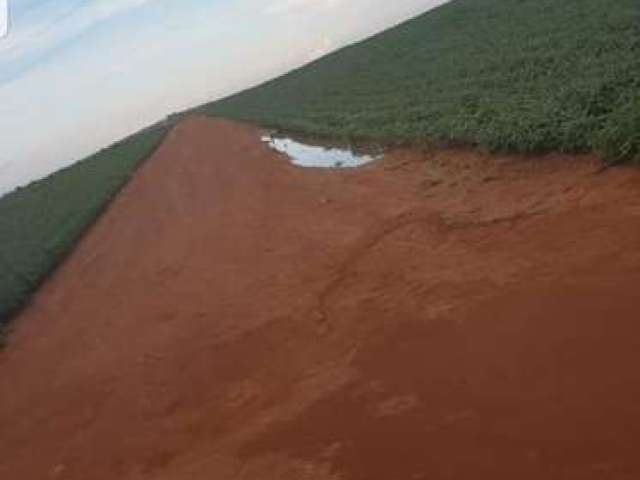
[0,0,155,81]
[265,0,341,15]
[306,35,332,62]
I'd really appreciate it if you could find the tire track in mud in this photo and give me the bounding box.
[313,209,445,328]
[314,206,547,329]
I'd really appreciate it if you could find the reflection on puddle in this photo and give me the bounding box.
[261,134,382,168]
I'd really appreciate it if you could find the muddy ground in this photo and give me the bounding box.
[2,117,640,479]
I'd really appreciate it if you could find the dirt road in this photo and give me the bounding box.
[2,117,640,479]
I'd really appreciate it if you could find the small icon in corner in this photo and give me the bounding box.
[0,0,8,39]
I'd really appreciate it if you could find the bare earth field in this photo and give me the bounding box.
[2,117,640,480]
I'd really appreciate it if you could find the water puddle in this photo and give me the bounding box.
[261,134,382,168]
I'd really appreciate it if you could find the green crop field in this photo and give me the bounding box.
[203,0,639,163]
[0,126,168,332]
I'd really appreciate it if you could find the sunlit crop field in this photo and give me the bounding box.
[205,0,639,163]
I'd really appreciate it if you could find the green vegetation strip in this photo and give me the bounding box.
[0,126,169,329]
[203,0,639,163]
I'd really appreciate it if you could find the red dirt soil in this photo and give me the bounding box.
[2,117,640,480]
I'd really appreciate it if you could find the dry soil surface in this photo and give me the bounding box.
[2,117,640,479]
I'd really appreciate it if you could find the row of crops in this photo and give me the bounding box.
[0,126,168,331]
[204,0,639,164]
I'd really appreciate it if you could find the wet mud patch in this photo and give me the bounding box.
[261,133,382,168]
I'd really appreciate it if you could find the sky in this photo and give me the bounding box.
[0,0,448,195]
